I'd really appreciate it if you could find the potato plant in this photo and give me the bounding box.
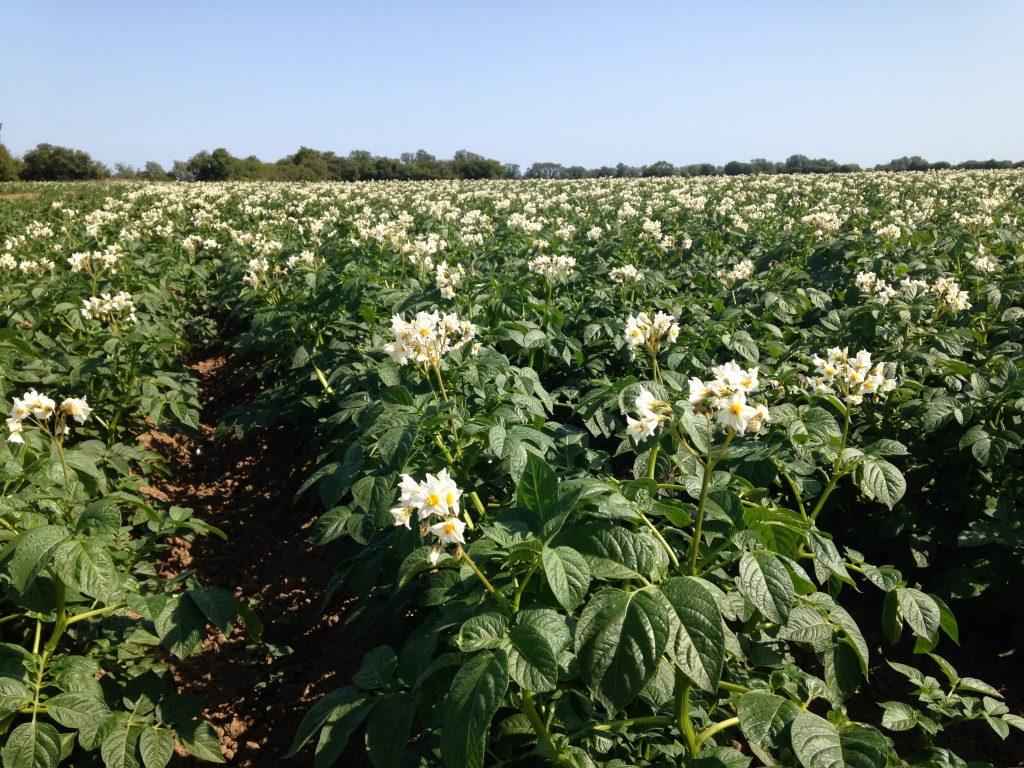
[2,171,1022,766]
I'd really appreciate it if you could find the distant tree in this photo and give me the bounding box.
[929,161,952,170]
[0,144,22,181]
[113,162,138,178]
[451,150,505,179]
[875,156,930,172]
[19,143,109,180]
[591,166,617,177]
[503,163,521,179]
[615,163,641,178]
[749,158,779,174]
[837,163,863,173]
[724,161,752,176]
[642,160,676,177]
[140,161,168,179]
[525,162,566,179]
[169,160,194,181]
[563,165,589,179]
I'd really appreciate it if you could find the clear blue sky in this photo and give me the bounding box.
[2,1,1022,170]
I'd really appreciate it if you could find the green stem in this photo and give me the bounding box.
[520,691,555,751]
[647,444,660,480]
[717,680,751,695]
[696,716,740,750]
[66,602,125,625]
[567,715,674,740]
[457,547,512,614]
[777,466,808,521]
[687,426,734,575]
[638,512,680,571]
[674,671,698,758]
[513,556,542,612]
[808,406,850,523]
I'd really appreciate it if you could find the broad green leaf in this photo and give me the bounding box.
[441,650,509,768]
[737,690,799,748]
[458,613,509,652]
[516,451,557,516]
[559,523,664,582]
[2,721,62,768]
[897,588,940,642]
[860,458,905,509]
[286,686,369,759]
[738,551,795,623]
[542,546,590,611]
[791,713,887,768]
[352,646,398,690]
[154,594,207,660]
[139,728,174,768]
[574,587,673,713]
[44,691,111,730]
[0,677,32,717]
[365,692,418,768]
[508,624,559,692]
[8,525,70,592]
[100,715,143,768]
[51,536,118,601]
[188,588,237,634]
[176,720,224,762]
[879,701,918,732]
[660,577,725,692]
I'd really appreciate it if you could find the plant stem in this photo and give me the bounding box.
[808,405,851,522]
[674,671,698,758]
[696,716,740,750]
[457,547,512,614]
[567,715,674,740]
[520,691,555,751]
[638,511,680,570]
[687,426,734,575]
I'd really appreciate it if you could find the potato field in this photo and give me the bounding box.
[0,172,1022,767]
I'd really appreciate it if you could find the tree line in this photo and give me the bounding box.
[1,142,1022,183]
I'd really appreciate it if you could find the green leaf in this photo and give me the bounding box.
[353,646,398,690]
[8,525,70,592]
[176,720,224,763]
[660,577,725,692]
[737,690,799,748]
[154,594,207,660]
[806,531,851,582]
[310,506,353,545]
[2,721,62,768]
[738,551,795,623]
[0,677,32,718]
[51,536,118,601]
[365,692,418,768]
[441,650,509,768]
[44,691,111,730]
[376,425,417,470]
[458,613,509,652]
[897,588,940,642]
[574,587,673,713]
[860,458,905,509]
[516,452,557,516]
[508,624,559,692]
[541,546,590,612]
[100,715,142,768]
[790,713,888,768]
[139,728,174,768]
[286,686,369,758]
[188,588,237,635]
[559,523,664,582]
[879,701,918,732]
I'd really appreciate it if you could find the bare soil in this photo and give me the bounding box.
[146,348,373,766]
[0,193,39,200]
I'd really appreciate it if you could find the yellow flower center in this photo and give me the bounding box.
[446,491,455,505]
[731,403,744,415]
[427,493,440,507]
[444,522,456,534]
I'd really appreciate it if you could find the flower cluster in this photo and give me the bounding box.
[435,261,466,300]
[626,387,670,444]
[716,259,754,285]
[384,310,477,367]
[390,469,466,563]
[242,258,271,288]
[610,264,644,285]
[855,271,898,304]
[8,390,91,444]
[81,291,137,324]
[624,311,680,360]
[528,254,576,283]
[929,277,972,312]
[68,246,121,276]
[286,250,319,270]
[688,362,771,435]
[809,348,897,405]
